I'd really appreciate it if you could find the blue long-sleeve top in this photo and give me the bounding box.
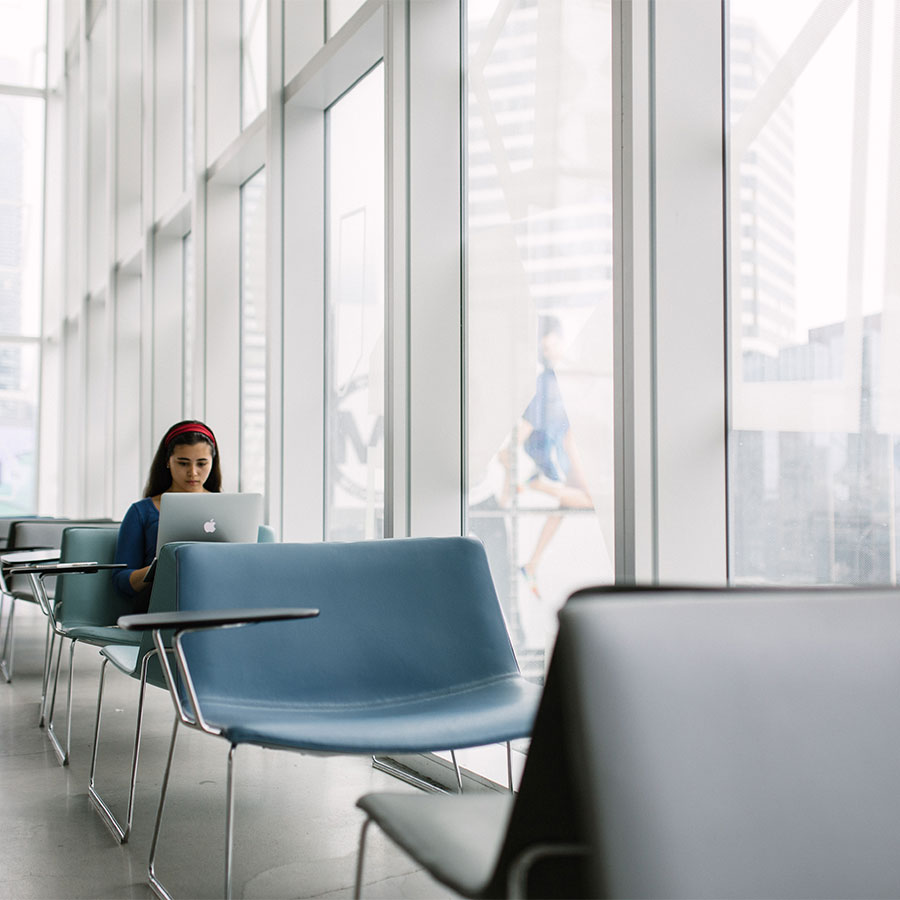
[113,497,159,599]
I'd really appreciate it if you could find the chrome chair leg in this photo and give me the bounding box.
[354,817,373,900]
[89,652,154,844]
[450,749,463,793]
[38,626,56,727]
[46,638,75,766]
[147,716,180,900]
[0,594,14,682]
[225,743,238,900]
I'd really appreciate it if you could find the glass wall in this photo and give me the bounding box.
[0,0,46,515]
[240,169,267,494]
[728,0,900,584]
[241,0,266,128]
[465,0,614,676]
[324,64,385,542]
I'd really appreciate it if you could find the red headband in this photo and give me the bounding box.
[165,423,217,449]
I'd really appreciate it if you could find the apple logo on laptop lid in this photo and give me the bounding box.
[204,518,216,535]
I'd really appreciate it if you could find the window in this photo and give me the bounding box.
[324,64,385,541]
[0,75,45,513]
[728,0,900,583]
[241,0,266,129]
[240,168,267,495]
[183,232,195,415]
[464,0,614,676]
[0,1,46,88]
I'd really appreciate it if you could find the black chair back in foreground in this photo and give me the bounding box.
[563,585,900,899]
[357,586,900,899]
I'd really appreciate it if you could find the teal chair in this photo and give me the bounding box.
[89,524,276,844]
[0,517,115,685]
[6,526,136,765]
[42,526,138,765]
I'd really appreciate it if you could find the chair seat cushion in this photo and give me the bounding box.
[358,792,513,897]
[63,624,142,646]
[201,676,542,753]
[100,643,141,675]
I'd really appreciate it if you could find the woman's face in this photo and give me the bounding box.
[167,442,213,492]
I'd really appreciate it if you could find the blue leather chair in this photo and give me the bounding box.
[119,536,542,900]
[88,524,279,845]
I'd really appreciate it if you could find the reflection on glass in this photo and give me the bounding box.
[325,64,385,541]
[0,343,38,514]
[728,1,900,584]
[0,1,47,89]
[241,0,266,129]
[240,169,266,495]
[466,0,614,678]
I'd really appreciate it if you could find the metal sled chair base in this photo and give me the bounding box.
[88,649,157,844]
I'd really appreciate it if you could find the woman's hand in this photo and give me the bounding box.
[129,566,151,592]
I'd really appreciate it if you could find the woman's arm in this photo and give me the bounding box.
[113,504,152,597]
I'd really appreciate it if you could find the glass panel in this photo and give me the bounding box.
[728,1,900,584]
[183,232,195,415]
[114,272,141,514]
[240,169,266,494]
[115,0,142,253]
[465,0,614,678]
[87,6,107,291]
[0,95,45,337]
[85,298,107,517]
[325,64,385,541]
[65,58,83,318]
[0,341,38,513]
[184,0,194,190]
[154,0,185,216]
[241,0,266,129]
[0,0,47,89]
[326,0,364,40]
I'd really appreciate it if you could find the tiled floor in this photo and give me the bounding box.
[0,603,454,900]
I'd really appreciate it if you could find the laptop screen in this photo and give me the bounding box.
[155,493,263,553]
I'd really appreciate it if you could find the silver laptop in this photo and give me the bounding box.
[155,492,263,553]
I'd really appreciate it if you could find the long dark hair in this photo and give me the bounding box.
[143,420,222,497]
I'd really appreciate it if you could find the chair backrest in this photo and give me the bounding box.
[54,526,134,628]
[482,619,589,899]
[561,587,900,899]
[6,517,116,551]
[0,515,36,550]
[172,537,520,709]
[132,528,279,688]
[5,518,118,598]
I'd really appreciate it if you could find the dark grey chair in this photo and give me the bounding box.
[355,599,591,899]
[564,585,900,899]
[357,585,900,899]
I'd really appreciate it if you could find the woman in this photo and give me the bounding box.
[113,420,221,603]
